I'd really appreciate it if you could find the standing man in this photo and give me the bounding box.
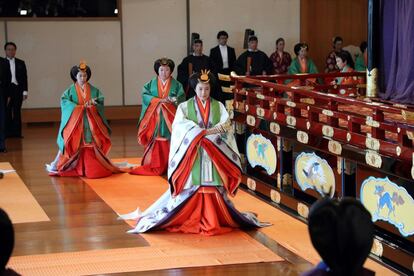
[5,42,28,138]
[234,36,272,77]
[0,57,11,152]
[177,39,215,99]
[209,30,236,104]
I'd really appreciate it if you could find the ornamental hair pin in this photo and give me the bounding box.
[199,69,210,83]
[79,60,87,71]
[159,57,169,65]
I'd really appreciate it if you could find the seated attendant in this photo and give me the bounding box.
[286,43,318,86]
[120,70,269,235]
[332,51,360,97]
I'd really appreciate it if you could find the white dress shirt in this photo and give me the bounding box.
[219,44,229,69]
[7,57,18,85]
[7,57,27,96]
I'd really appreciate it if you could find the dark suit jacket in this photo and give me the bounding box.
[209,45,236,72]
[0,58,11,97]
[6,57,28,94]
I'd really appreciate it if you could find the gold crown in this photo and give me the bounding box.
[79,60,87,71]
[199,69,210,83]
[159,57,169,65]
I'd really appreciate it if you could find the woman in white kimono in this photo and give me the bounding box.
[120,70,268,235]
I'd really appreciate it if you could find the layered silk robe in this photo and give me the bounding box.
[121,97,268,235]
[130,77,185,175]
[47,83,121,178]
[286,57,319,86]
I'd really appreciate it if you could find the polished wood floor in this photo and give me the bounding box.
[0,120,313,275]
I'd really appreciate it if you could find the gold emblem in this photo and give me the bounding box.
[322,125,334,138]
[246,178,256,191]
[286,115,296,127]
[365,150,382,168]
[270,189,281,204]
[246,115,256,126]
[300,98,315,105]
[328,140,342,155]
[256,93,265,100]
[297,131,309,144]
[256,107,265,117]
[371,239,383,257]
[297,203,309,219]
[365,137,380,151]
[286,101,296,107]
[270,122,280,135]
[322,109,333,117]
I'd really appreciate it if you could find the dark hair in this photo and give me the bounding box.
[217,31,229,39]
[193,39,203,45]
[248,35,258,42]
[359,41,368,53]
[0,208,14,269]
[333,36,343,45]
[308,198,374,276]
[294,42,308,56]
[154,58,175,75]
[336,50,355,69]
[188,71,216,91]
[4,42,17,50]
[70,63,92,82]
[276,37,284,45]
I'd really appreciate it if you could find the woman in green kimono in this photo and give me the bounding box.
[130,58,185,175]
[46,62,121,178]
[286,43,318,86]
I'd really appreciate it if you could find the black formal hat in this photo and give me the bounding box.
[70,61,91,82]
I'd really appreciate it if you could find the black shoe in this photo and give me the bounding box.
[0,148,7,153]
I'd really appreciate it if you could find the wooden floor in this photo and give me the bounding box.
[0,120,315,275]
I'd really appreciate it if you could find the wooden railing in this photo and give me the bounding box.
[231,72,414,163]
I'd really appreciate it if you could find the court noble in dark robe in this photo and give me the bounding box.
[177,55,215,98]
[234,50,273,76]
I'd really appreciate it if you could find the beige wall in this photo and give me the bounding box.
[122,0,187,105]
[5,21,123,108]
[190,0,300,59]
[1,0,300,109]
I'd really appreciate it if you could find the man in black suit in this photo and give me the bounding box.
[4,42,28,138]
[177,39,215,99]
[0,57,11,152]
[209,31,236,104]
